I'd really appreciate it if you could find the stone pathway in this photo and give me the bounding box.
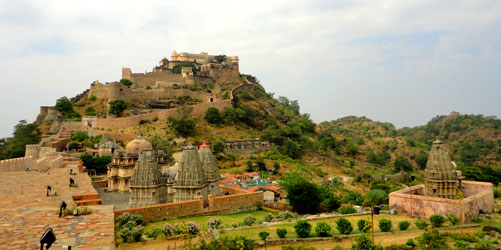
[0,165,115,249]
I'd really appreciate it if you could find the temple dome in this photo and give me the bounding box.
[126,135,153,154]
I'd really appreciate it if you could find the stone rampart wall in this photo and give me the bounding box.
[220,185,247,195]
[461,181,492,198]
[224,140,270,154]
[62,121,87,131]
[0,157,31,172]
[96,100,231,130]
[114,189,263,223]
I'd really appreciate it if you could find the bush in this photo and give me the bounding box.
[406,238,416,248]
[116,213,144,243]
[398,220,410,231]
[89,95,96,101]
[315,222,332,237]
[450,233,478,243]
[120,78,133,87]
[416,229,449,250]
[447,214,460,226]
[415,220,429,230]
[336,218,353,235]
[474,240,493,250]
[108,100,127,117]
[264,213,274,222]
[429,214,446,227]
[276,228,287,238]
[207,217,223,229]
[339,206,357,214]
[470,217,483,223]
[139,119,150,125]
[294,220,312,238]
[378,219,392,232]
[84,106,96,116]
[357,219,371,233]
[163,223,175,237]
[145,228,163,239]
[205,107,223,125]
[243,214,257,226]
[172,62,197,74]
[185,235,256,250]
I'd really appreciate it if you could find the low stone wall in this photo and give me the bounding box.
[96,100,231,130]
[220,185,247,195]
[0,154,65,172]
[389,181,494,218]
[114,190,264,223]
[92,179,108,188]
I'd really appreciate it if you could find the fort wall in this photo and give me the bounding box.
[389,181,494,218]
[95,100,231,130]
[114,189,263,223]
[224,140,270,154]
[0,157,31,172]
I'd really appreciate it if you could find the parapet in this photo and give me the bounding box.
[25,144,41,159]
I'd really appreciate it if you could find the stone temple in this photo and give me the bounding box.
[389,139,494,218]
[123,139,220,208]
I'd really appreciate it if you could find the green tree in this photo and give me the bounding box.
[415,152,428,170]
[168,105,196,137]
[211,140,225,154]
[120,79,133,88]
[205,107,223,125]
[215,55,227,63]
[366,189,388,206]
[282,141,301,159]
[351,234,381,250]
[55,96,80,119]
[70,131,89,142]
[258,231,269,241]
[148,136,174,163]
[0,120,41,160]
[293,220,311,238]
[282,178,322,214]
[172,62,197,74]
[108,100,127,117]
[394,156,413,172]
[79,154,112,174]
[336,218,353,235]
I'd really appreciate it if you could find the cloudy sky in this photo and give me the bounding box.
[1,0,500,138]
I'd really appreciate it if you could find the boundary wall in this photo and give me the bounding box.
[115,190,263,223]
[0,155,65,172]
[389,181,493,218]
[95,100,231,130]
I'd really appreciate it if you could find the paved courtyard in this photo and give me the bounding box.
[0,163,115,249]
[96,187,130,210]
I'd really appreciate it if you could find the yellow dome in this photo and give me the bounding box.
[126,135,153,154]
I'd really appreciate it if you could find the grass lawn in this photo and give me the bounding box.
[144,210,271,232]
[224,214,420,240]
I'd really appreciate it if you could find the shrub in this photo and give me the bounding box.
[258,231,270,241]
[186,221,200,235]
[416,229,449,250]
[450,233,479,243]
[398,220,410,231]
[415,220,429,230]
[278,211,295,220]
[207,217,223,229]
[294,220,312,238]
[315,222,332,237]
[163,223,175,237]
[406,238,416,248]
[357,219,371,233]
[454,240,473,250]
[145,228,163,239]
[243,214,257,226]
[470,217,483,223]
[378,219,392,232]
[172,62,197,74]
[351,235,378,250]
[120,78,133,87]
[139,119,150,125]
[429,214,446,227]
[447,214,460,226]
[474,230,486,239]
[263,213,274,222]
[89,95,96,101]
[474,240,492,250]
[336,218,353,235]
[276,228,287,238]
[339,206,357,214]
[205,107,223,125]
[84,106,96,116]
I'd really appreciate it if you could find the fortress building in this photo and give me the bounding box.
[389,139,494,218]
[170,51,239,64]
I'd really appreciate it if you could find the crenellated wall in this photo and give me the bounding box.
[0,157,32,172]
[95,100,231,130]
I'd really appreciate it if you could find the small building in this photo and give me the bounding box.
[389,140,494,218]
